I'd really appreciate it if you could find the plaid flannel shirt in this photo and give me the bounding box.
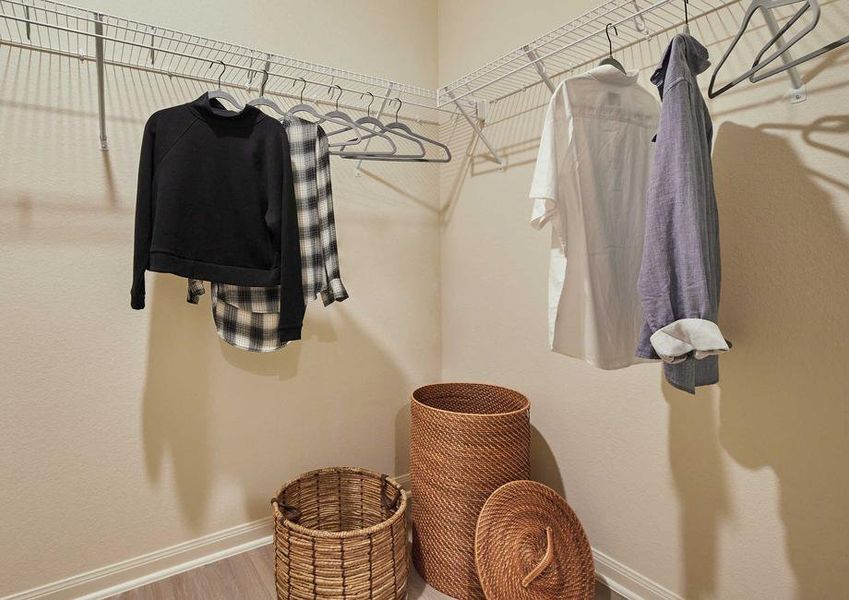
[188,116,347,352]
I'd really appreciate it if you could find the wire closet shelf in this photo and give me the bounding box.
[436,0,734,108]
[0,0,458,146]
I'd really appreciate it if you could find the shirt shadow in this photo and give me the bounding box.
[663,120,849,598]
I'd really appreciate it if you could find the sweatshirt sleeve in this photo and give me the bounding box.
[131,117,156,309]
[316,127,349,306]
[277,127,306,341]
[637,79,728,364]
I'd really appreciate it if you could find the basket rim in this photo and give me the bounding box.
[272,466,408,540]
[411,382,530,417]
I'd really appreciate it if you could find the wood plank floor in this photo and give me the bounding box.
[109,544,620,599]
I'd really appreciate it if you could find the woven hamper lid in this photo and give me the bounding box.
[475,480,595,600]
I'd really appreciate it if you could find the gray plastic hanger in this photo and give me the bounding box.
[748,0,848,83]
[247,69,285,114]
[330,91,431,157]
[206,60,244,110]
[598,24,626,73]
[323,89,400,156]
[336,99,452,163]
[708,0,818,98]
[286,79,363,147]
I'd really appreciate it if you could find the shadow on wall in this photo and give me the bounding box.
[140,274,411,531]
[530,425,566,498]
[663,382,731,600]
[714,121,849,598]
[662,121,849,598]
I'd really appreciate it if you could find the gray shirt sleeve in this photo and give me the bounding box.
[637,74,729,392]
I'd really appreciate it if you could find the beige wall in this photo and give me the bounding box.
[0,1,439,595]
[2,1,848,598]
[438,1,849,599]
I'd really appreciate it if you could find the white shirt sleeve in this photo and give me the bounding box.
[529,86,565,231]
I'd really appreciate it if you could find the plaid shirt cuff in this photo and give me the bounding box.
[320,278,349,306]
[187,279,206,304]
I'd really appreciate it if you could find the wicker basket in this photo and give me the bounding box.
[271,467,409,600]
[410,383,531,600]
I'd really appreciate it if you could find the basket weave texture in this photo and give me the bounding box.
[410,383,531,600]
[475,480,595,600]
[271,467,408,600]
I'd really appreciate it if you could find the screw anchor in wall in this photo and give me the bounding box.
[788,85,807,104]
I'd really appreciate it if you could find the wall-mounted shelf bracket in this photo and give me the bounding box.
[760,7,807,104]
[523,45,556,93]
[94,12,107,150]
[446,91,504,170]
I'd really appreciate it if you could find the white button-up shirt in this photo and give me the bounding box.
[530,65,660,369]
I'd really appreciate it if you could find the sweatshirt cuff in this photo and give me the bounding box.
[649,318,730,364]
[320,278,349,306]
[131,290,145,310]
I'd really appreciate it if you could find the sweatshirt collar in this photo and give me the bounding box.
[587,64,640,85]
[190,93,263,126]
[651,34,710,93]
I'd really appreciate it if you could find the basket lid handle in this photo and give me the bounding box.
[521,526,554,588]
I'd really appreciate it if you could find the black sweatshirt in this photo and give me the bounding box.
[132,93,304,341]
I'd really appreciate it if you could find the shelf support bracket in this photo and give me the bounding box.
[94,12,108,150]
[523,45,555,93]
[760,7,807,103]
[446,90,504,170]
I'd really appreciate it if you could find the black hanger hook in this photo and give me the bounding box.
[684,0,690,30]
[360,91,375,117]
[605,23,618,58]
[209,60,226,88]
[327,84,343,111]
[292,77,307,103]
[392,97,402,121]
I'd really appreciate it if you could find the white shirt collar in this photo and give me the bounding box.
[586,64,640,85]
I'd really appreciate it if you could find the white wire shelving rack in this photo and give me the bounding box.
[437,0,812,166]
[0,0,461,150]
[0,0,816,161]
[438,0,728,107]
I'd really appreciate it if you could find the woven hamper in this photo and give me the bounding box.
[271,467,409,600]
[410,383,531,599]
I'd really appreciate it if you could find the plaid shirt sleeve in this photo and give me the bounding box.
[316,126,349,306]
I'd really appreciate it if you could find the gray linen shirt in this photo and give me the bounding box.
[636,34,729,394]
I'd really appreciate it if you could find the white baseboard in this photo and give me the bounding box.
[4,473,679,600]
[593,548,684,600]
[2,519,273,600]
